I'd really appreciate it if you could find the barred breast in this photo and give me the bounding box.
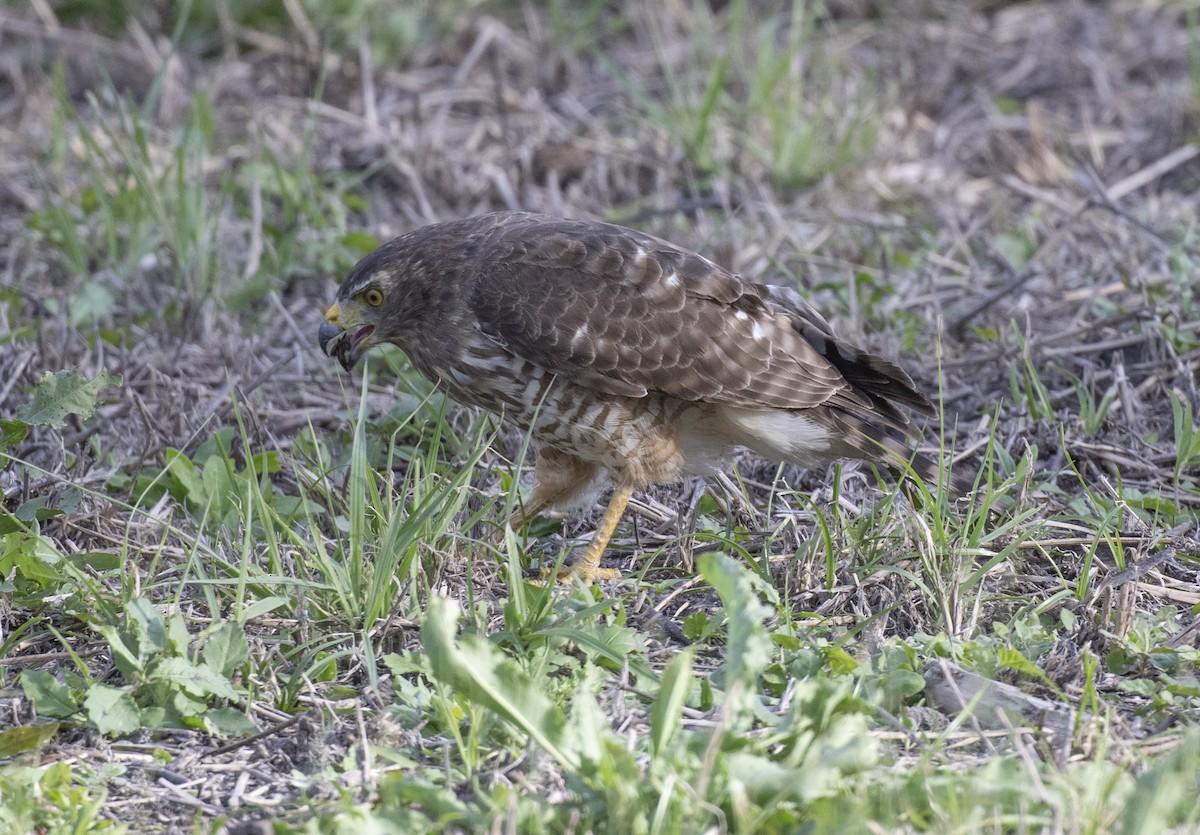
[412,325,732,485]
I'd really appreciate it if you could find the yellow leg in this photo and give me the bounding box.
[507,448,600,531]
[554,480,635,584]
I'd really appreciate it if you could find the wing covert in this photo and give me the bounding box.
[468,218,870,414]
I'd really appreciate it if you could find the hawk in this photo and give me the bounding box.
[319,212,959,583]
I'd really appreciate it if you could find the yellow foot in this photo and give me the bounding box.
[527,547,621,585]
[524,480,636,586]
[554,552,621,584]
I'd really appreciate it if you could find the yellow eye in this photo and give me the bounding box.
[363,288,384,307]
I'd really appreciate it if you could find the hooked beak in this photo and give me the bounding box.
[319,304,375,371]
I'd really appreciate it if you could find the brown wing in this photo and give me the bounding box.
[468,214,930,428]
[756,283,936,425]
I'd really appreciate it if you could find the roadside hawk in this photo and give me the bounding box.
[319,212,960,582]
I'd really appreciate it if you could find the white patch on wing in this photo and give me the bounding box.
[751,320,766,341]
[720,406,833,466]
[571,323,590,346]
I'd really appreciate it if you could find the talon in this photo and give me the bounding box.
[553,550,621,584]
[525,549,622,585]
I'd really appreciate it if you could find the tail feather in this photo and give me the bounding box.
[835,409,971,495]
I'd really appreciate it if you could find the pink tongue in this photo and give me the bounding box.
[354,325,374,342]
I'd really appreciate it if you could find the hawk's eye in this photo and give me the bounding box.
[363,288,385,307]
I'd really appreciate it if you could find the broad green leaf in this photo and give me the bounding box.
[378,776,472,827]
[382,651,427,677]
[90,622,144,678]
[997,648,1047,681]
[4,532,67,587]
[12,495,61,523]
[0,722,60,756]
[698,552,774,700]
[774,679,877,798]
[203,707,258,738]
[0,419,29,449]
[17,370,121,429]
[541,625,650,677]
[250,449,280,474]
[201,455,234,511]
[725,751,796,800]
[139,706,169,729]
[166,612,191,653]
[1113,676,1152,695]
[878,669,927,710]
[202,621,249,677]
[566,675,608,771]
[309,653,337,683]
[421,596,575,769]
[84,684,140,735]
[125,598,168,662]
[154,657,239,699]
[170,687,212,724]
[164,449,205,504]
[20,671,78,718]
[682,610,712,640]
[649,647,694,757]
[66,551,122,571]
[825,647,859,675]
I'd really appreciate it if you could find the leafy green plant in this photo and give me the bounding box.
[2,369,122,537]
[0,525,117,610]
[386,554,881,831]
[0,761,121,834]
[116,426,316,536]
[12,370,122,431]
[21,599,253,737]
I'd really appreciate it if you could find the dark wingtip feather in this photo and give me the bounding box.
[820,338,936,422]
[761,284,936,421]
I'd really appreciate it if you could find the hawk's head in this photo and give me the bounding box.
[318,238,434,371]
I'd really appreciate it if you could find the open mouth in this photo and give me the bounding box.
[318,322,375,371]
